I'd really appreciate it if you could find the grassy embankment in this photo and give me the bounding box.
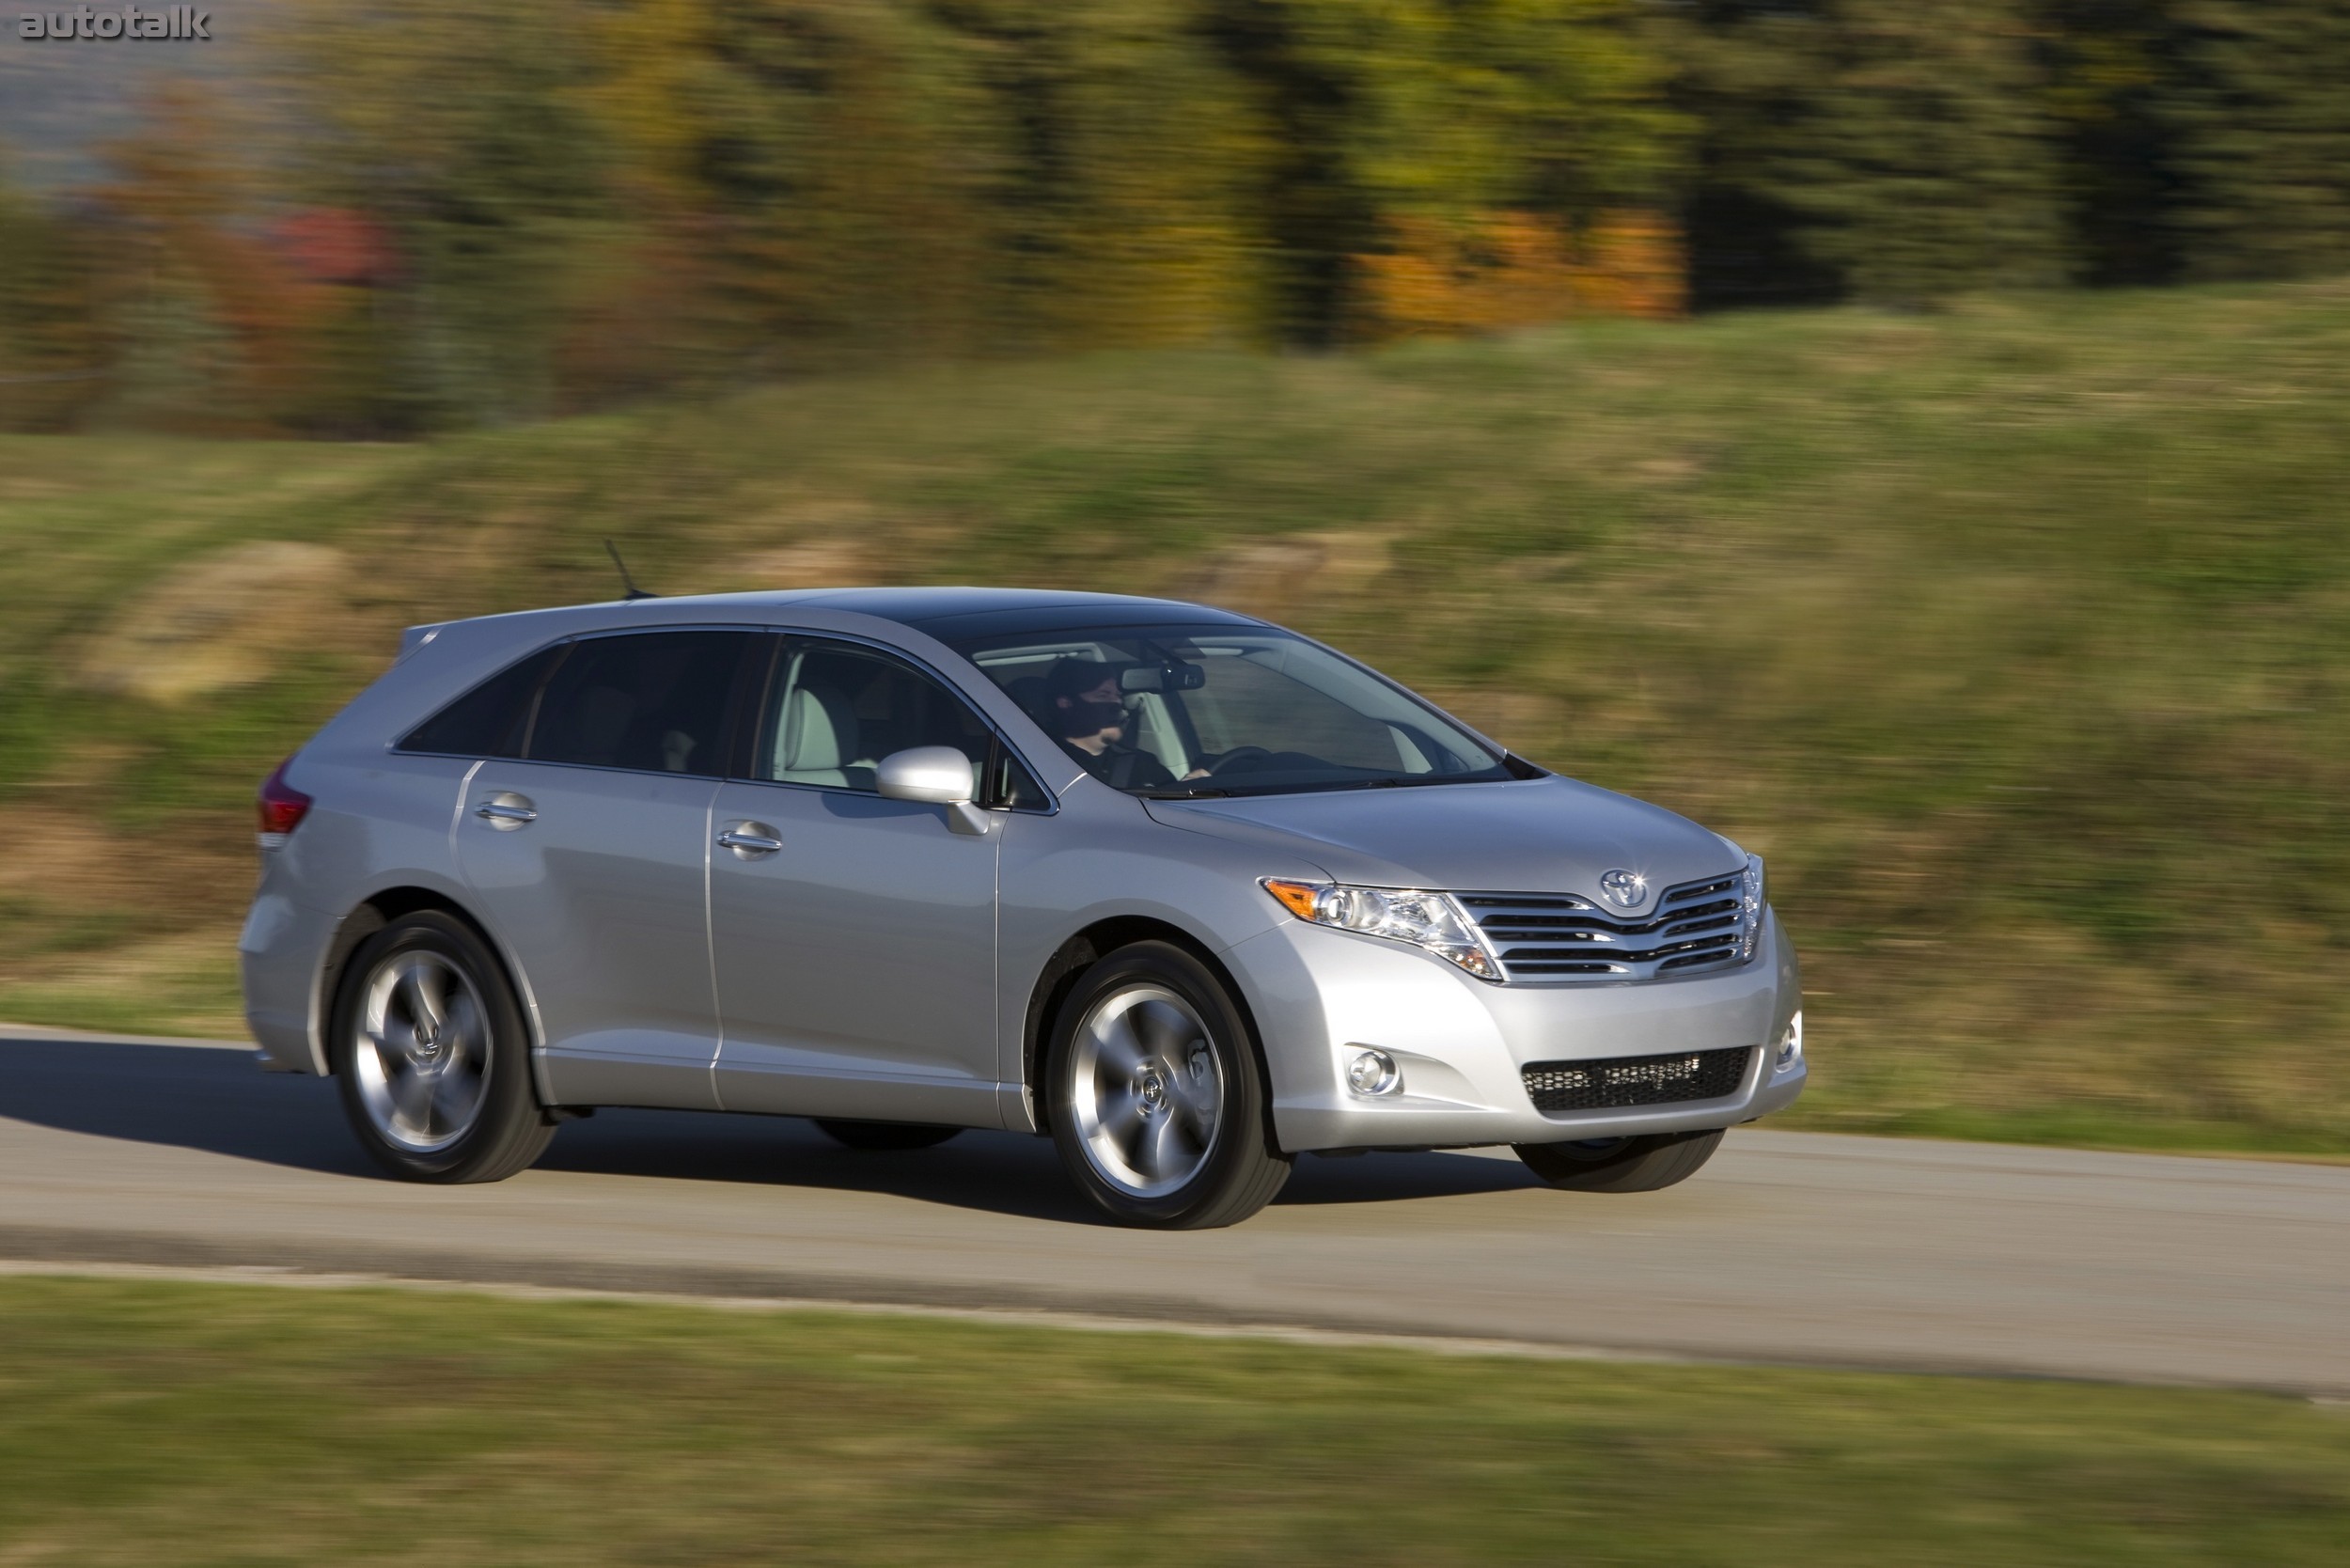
[0,1276,2345,1564]
[2,279,2346,1154]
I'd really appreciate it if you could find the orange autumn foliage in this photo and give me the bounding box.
[1357,211,1685,339]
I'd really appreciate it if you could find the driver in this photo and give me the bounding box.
[1041,658,1199,791]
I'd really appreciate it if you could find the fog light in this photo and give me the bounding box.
[1774,1011,1804,1073]
[1345,1049,1402,1098]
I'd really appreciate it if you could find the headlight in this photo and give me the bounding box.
[1737,854,1765,961]
[1261,879,1500,980]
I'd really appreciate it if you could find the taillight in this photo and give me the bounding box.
[258,758,313,850]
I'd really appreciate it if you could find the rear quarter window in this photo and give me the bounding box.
[396,644,565,760]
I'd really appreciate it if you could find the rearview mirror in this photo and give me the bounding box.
[1120,662,1205,693]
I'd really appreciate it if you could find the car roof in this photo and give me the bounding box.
[604,587,1267,640]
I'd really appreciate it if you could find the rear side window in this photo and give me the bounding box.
[529,630,749,776]
[398,645,564,760]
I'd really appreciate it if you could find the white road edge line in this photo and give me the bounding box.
[0,1258,1698,1366]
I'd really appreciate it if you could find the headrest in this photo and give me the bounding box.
[776,682,858,774]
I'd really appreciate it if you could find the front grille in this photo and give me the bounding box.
[1522,1046,1754,1115]
[1460,870,1747,982]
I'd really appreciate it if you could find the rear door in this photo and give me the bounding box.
[454,628,757,1109]
[708,634,1026,1126]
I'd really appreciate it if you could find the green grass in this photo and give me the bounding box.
[1,1276,2344,1565]
[3,278,2349,1148]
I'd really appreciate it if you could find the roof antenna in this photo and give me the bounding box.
[603,539,657,601]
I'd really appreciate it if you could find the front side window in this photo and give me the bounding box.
[948,623,1513,798]
[528,631,749,776]
[756,637,1040,805]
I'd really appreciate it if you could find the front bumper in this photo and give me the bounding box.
[1228,908,1805,1152]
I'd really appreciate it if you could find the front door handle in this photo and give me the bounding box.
[476,792,537,829]
[716,823,784,858]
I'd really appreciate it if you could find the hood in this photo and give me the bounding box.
[1144,775,1742,902]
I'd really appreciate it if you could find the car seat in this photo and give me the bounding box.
[771,682,872,789]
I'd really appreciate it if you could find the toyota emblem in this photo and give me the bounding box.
[1597,869,1648,910]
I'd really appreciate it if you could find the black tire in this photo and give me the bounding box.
[329,910,554,1184]
[1045,941,1291,1229]
[1513,1129,1724,1193]
[814,1119,963,1152]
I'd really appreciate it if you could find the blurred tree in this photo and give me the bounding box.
[2166,0,2350,282]
[1206,0,1684,343]
[927,0,1265,350]
[1195,0,1368,345]
[1654,1,2072,308]
[581,1,1260,375]
[0,152,108,431]
[1642,1,1841,310]
[1767,0,2068,306]
[2034,0,2189,287]
[584,0,983,376]
[85,88,319,434]
[274,0,617,426]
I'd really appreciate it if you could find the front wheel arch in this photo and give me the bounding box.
[1021,917,1277,1150]
[1042,940,1291,1227]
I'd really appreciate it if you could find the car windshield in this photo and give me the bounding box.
[948,622,1515,797]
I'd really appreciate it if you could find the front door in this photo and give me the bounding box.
[454,628,755,1109]
[710,635,1003,1125]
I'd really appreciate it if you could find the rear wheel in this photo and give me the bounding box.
[1046,942,1290,1229]
[814,1119,962,1152]
[1513,1129,1724,1193]
[330,911,553,1184]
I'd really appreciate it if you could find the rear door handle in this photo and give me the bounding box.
[476,792,537,829]
[716,823,783,858]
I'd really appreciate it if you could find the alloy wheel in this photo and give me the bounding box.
[351,949,494,1154]
[1067,983,1225,1199]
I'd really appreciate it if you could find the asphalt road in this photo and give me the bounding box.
[2,1032,2344,1395]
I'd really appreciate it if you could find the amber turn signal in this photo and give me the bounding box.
[1261,879,1324,920]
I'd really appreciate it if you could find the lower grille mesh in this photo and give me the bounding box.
[1521,1046,1753,1114]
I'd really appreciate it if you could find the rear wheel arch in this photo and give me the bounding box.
[329,908,555,1183]
[1022,917,1277,1149]
[320,887,538,1085]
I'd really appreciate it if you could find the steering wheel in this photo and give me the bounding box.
[1208,746,1276,776]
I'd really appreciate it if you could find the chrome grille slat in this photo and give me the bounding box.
[1462,870,1751,983]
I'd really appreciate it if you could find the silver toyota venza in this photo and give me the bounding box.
[241,588,1804,1228]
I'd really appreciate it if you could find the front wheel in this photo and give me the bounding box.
[1046,942,1291,1229]
[330,910,553,1184]
[1513,1129,1724,1193]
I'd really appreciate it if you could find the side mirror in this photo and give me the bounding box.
[875,746,991,837]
